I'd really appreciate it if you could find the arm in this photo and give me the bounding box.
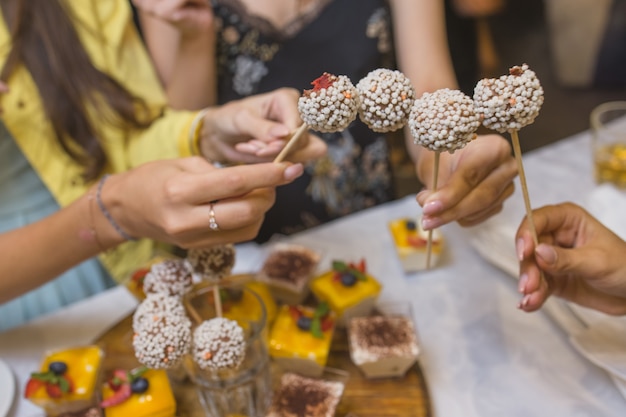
[0,159,305,303]
[391,0,517,228]
[516,202,626,316]
[133,0,217,109]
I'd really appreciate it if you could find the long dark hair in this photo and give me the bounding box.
[1,0,153,181]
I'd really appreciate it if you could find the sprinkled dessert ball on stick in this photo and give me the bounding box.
[473,63,544,133]
[187,244,236,282]
[408,88,480,154]
[192,317,246,371]
[356,68,415,132]
[408,88,481,269]
[132,293,192,369]
[143,258,193,298]
[297,72,359,133]
[474,64,544,252]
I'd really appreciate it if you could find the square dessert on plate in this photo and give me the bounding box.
[268,304,335,377]
[101,368,176,417]
[256,243,321,304]
[24,345,104,417]
[347,303,420,379]
[388,217,444,271]
[309,258,381,325]
[267,369,347,417]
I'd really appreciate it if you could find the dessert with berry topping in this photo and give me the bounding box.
[356,68,415,133]
[388,217,444,271]
[100,367,175,417]
[24,345,103,416]
[309,259,382,325]
[256,243,321,304]
[268,304,335,377]
[297,72,359,133]
[348,313,420,379]
[267,372,346,417]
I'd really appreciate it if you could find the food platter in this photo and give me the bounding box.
[95,313,432,417]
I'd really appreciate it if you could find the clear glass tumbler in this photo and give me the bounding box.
[590,101,626,188]
[183,279,272,417]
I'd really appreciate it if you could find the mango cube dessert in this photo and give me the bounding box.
[309,259,381,325]
[101,368,175,417]
[389,218,444,271]
[24,345,103,417]
[269,304,335,377]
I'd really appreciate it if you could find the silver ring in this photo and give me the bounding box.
[209,203,219,231]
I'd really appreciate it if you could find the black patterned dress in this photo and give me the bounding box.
[213,0,397,242]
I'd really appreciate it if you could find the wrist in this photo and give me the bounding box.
[94,174,138,247]
[197,108,228,164]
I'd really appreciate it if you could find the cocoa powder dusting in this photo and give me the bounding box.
[262,250,316,283]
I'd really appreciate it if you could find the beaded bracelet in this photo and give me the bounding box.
[96,174,137,242]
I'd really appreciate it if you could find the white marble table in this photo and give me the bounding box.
[2,128,626,417]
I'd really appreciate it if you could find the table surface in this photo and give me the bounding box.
[2,128,626,417]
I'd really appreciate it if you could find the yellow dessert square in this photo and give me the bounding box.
[309,260,382,323]
[269,305,335,377]
[101,369,175,417]
[389,218,443,271]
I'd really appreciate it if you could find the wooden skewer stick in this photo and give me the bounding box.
[212,286,223,318]
[425,151,441,269]
[510,129,539,246]
[273,123,309,163]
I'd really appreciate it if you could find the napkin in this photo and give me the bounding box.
[466,185,626,398]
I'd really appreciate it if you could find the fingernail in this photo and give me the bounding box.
[422,200,443,216]
[416,190,428,202]
[283,163,303,181]
[516,238,524,261]
[270,125,290,138]
[421,216,442,230]
[522,294,532,308]
[535,244,556,265]
[518,273,528,293]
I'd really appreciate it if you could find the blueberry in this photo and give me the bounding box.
[48,361,68,375]
[131,377,150,394]
[296,316,312,331]
[340,272,357,287]
[405,220,417,230]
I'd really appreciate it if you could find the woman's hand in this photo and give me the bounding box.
[516,202,626,315]
[199,87,327,164]
[102,157,306,248]
[415,133,517,229]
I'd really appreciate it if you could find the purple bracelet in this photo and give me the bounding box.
[96,174,137,242]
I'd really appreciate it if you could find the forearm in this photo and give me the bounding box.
[0,190,124,303]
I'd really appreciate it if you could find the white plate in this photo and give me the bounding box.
[0,358,15,417]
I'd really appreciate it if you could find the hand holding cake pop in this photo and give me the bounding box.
[408,88,481,268]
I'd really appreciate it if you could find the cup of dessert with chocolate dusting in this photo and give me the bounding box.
[256,242,321,305]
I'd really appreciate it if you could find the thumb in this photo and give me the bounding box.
[534,243,600,277]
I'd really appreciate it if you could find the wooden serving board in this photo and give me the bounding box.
[95,314,432,417]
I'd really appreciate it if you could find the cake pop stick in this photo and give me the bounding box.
[409,88,481,269]
[273,122,309,163]
[473,64,544,247]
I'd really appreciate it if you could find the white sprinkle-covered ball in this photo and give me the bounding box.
[356,68,415,132]
[187,244,236,281]
[473,63,544,133]
[192,317,246,371]
[132,293,192,369]
[143,258,193,298]
[297,72,359,132]
[408,88,480,153]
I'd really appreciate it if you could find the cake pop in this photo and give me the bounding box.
[356,68,415,133]
[132,293,192,369]
[142,258,193,298]
[192,317,246,371]
[297,72,359,133]
[186,244,236,281]
[473,63,544,133]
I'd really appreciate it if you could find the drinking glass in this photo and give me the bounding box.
[183,279,271,417]
[590,101,626,188]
